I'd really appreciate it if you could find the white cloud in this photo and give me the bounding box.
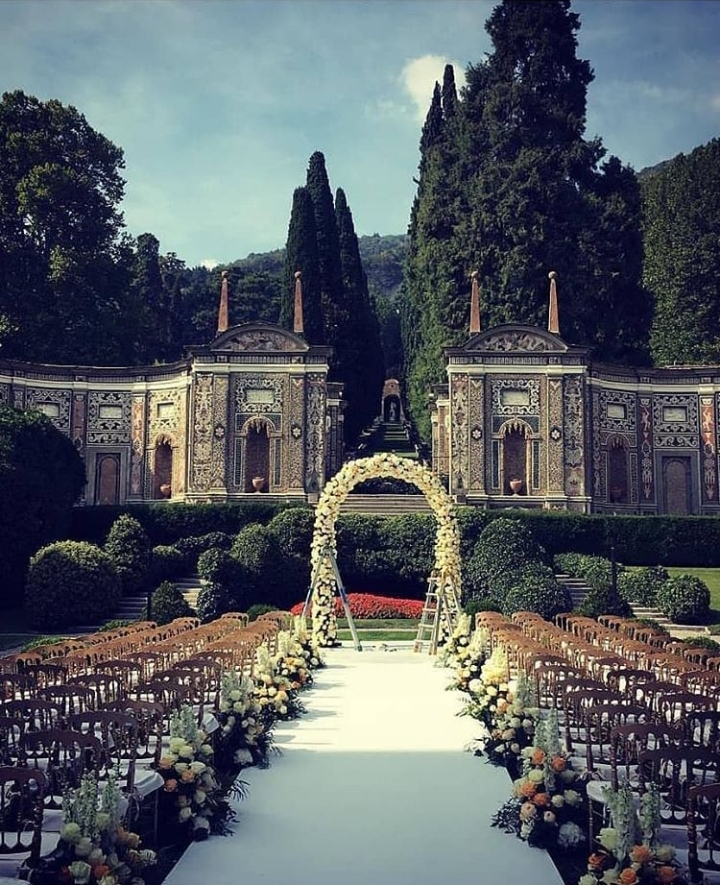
[400,55,467,122]
[200,259,218,270]
[710,94,720,112]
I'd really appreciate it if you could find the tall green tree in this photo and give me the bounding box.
[305,152,349,356]
[0,405,86,604]
[335,187,385,440]
[0,90,130,364]
[402,1,651,437]
[643,138,720,365]
[281,187,324,342]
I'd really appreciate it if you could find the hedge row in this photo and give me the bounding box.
[69,504,720,567]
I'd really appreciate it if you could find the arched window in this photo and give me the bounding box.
[608,437,629,504]
[154,437,173,498]
[244,417,271,492]
[502,420,530,495]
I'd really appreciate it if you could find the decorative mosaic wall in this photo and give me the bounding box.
[210,376,229,488]
[562,376,585,496]
[467,377,484,492]
[490,378,540,416]
[87,391,131,445]
[305,374,326,491]
[288,376,306,490]
[25,387,71,433]
[652,393,699,449]
[547,378,564,492]
[639,396,654,501]
[0,384,8,404]
[191,374,215,492]
[450,374,469,490]
[130,396,146,497]
[701,396,717,503]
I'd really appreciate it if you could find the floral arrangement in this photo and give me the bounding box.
[580,784,686,885]
[216,669,274,770]
[36,771,156,884]
[274,630,314,691]
[291,593,423,620]
[459,648,510,726]
[252,643,305,721]
[292,622,326,670]
[438,612,474,669]
[479,671,538,777]
[308,453,461,647]
[492,708,587,853]
[156,705,226,841]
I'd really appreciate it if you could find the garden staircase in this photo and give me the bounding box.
[554,573,590,609]
[414,573,461,655]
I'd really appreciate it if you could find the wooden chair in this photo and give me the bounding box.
[67,673,126,706]
[0,699,62,732]
[658,691,716,725]
[67,711,139,793]
[563,688,624,752]
[639,746,720,828]
[688,781,720,883]
[686,710,720,753]
[36,685,96,720]
[0,767,47,879]
[0,716,26,766]
[103,700,164,768]
[584,703,652,774]
[94,659,143,690]
[21,729,104,814]
[0,673,36,702]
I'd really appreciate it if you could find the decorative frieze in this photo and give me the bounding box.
[87,391,131,444]
[563,376,585,496]
[491,378,540,416]
[305,374,325,491]
[467,377,484,492]
[450,374,469,490]
[701,396,717,502]
[639,396,654,500]
[25,387,71,432]
[547,378,564,492]
[652,393,698,448]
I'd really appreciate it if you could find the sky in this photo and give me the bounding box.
[2,0,719,269]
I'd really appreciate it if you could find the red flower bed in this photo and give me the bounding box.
[290,593,422,619]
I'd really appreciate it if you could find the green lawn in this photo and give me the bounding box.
[337,630,417,641]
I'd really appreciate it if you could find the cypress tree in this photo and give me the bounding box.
[305,152,347,352]
[335,187,384,441]
[643,138,720,365]
[282,187,324,343]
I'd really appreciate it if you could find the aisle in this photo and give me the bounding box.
[166,647,562,885]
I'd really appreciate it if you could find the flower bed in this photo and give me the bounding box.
[291,593,422,620]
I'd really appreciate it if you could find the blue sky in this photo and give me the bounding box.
[2,0,719,268]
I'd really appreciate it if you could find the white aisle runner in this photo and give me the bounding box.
[165,647,562,885]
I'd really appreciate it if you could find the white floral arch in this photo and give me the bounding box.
[309,453,462,647]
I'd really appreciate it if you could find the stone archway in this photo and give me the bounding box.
[308,453,461,647]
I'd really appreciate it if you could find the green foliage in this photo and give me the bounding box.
[474,518,547,575]
[656,575,710,624]
[463,599,502,620]
[25,540,121,630]
[677,636,720,654]
[402,1,651,434]
[149,545,186,584]
[197,548,244,588]
[266,507,314,559]
[22,635,67,651]
[642,138,720,365]
[247,603,278,622]
[281,186,324,341]
[0,405,85,604]
[196,581,235,624]
[97,618,134,631]
[617,567,669,606]
[231,524,292,609]
[103,514,152,595]
[150,581,193,626]
[174,532,234,571]
[554,553,620,594]
[576,586,632,620]
[503,566,571,621]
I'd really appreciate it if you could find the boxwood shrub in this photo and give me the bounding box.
[503,565,572,621]
[25,541,122,630]
[617,567,669,607]
[104,514,152,595]
[656,575,710,624]
[149,545,186,584]
[196,581,235,623]
[150,581,193,625]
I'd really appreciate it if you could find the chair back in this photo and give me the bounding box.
[688,782,720,882]
[0,767,46,862]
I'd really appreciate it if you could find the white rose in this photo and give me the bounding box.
[179,806,192,822]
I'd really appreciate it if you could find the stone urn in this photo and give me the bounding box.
[252,476,265,493]
[509,478,523,495]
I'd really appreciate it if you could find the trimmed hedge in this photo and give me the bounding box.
[25,541,121,630]
[149,545,185,585]
[656,575,710,624]
[503,566,571,622]
[150,581,193,625]
[617,567,669,607]
[104,514,152,596]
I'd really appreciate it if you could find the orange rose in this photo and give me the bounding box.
[531,749,545,765]
[618,868,638,885]
[181,769,196,783]
[550,756,566,772]
[656,866,676,884]
[92,865,110,880]
[588,852,608,870]
[533,793,550,807]
[496,700,508,714]
[515,781,537,799]
[629,845,652,865]
[164,778,178,792]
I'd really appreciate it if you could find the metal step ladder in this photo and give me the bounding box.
[413,572,461,655]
